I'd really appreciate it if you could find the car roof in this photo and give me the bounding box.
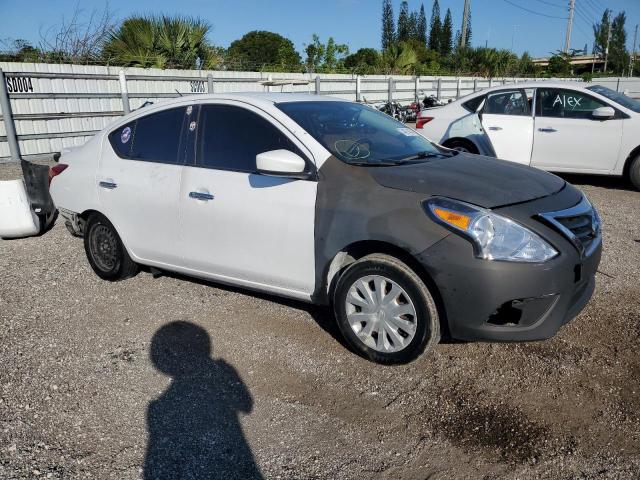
[149,92,347,109]
[467,81,590,97]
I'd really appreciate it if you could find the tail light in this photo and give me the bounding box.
[416,116,434,129]
[48,164,68,185]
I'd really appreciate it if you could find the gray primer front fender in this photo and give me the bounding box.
[312,156,449,304]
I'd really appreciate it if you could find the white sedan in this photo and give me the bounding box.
[416,82,640,189]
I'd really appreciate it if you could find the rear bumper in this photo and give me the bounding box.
[417,231,601,343]
[59,208,84,237]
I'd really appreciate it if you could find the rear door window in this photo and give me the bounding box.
[197,104,305,173]
[109,107,187,164]
[536,88,606,119]
[484,90,529,116]
[130,108,187,163]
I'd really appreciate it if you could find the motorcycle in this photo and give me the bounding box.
[375,100,409,123]
[422,94,446,108]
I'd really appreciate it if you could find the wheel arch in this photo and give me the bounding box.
[320,240,450,337]
[622,144,640,179]
[79,209,137,260]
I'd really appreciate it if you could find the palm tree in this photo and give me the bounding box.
[380,42,418,74]
[103,16,217,69]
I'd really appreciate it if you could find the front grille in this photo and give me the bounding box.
[538,196,600,257]
[555,213,597,250]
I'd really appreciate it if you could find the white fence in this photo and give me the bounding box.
[0,61,639,162]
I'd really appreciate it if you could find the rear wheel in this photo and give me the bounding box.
[84,213,138,281]
[333,254,440,365]
[629,155,640,191]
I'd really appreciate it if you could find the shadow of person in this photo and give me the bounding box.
[144,321,263,480]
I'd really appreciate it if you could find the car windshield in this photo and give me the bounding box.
[586,85,640,113]
[276,101,448,166]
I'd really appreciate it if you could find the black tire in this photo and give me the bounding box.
[629,155,640,191]
[333,254,440,365]
[445,139,478,154]
[84,213,138,281]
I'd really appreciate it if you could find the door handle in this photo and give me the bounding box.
[488,126,502,131]
[99,181,117,189]
[189,191,214,201]
[538,128,557,133]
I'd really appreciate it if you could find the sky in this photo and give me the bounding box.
[0,0,639,59]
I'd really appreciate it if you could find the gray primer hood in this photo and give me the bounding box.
[370,153,566,208]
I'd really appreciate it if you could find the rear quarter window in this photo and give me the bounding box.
[109,123,135,157]
[462,95,485,112]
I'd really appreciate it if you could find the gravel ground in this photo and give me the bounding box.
[1,160,639,479]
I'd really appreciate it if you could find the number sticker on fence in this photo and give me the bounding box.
[190,81,205,93]
[6,76,34,93]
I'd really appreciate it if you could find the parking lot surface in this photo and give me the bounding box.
[1,160,639,479]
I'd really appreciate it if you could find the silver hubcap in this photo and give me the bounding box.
[345,275,417,353]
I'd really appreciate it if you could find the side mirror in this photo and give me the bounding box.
[256,149,307,178]
[592,106,615,120]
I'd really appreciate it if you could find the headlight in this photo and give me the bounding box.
[425,197,558,263]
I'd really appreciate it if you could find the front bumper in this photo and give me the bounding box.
[417,190,602,342]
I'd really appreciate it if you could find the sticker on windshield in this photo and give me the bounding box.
[120,126,132,144]
[186,105,193,115]
[397,127,420,137]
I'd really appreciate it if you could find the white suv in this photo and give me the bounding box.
[49,93,601,364]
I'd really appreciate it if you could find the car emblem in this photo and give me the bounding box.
[120,126,131,144]
[189,121,196,131]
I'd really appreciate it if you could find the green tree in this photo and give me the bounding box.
[380,42,418,74]
[305,34,348,72]
[547,53,572,76]
[381,0,396,50]
[103,16,215,69]
[227,30,301,71]
[409,11,419,41]
[417,4,428,45]
[428,0,442,52]
[324,37,349,71]
[0,39,42,62]
[405,38,440,73]
[592,9,611,57]
[518,52,536,76]
[397,2,411,43]
[609,12,628,74]
[305,34,325,72]
[440,8,453,56]
[344,48,380,74]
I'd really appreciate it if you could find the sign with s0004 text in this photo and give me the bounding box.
[6,76,34,93]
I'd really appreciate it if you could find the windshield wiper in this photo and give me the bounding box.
[346,160,401,167]
[395,151,450,162]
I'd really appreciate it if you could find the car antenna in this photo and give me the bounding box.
[175,89,183,97]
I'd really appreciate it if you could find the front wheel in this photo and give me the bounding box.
[84,213,138,281]
[333,254,440,365]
